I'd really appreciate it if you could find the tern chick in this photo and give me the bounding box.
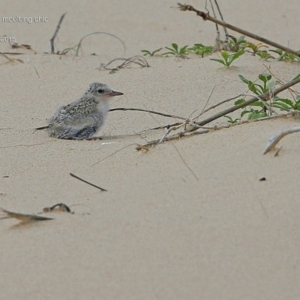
[48,82,123,139]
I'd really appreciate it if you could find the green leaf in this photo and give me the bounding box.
[194,43,205,47]
[221,51,229,60]
[232,49,245,60]
[248,101,265,107]
[179,45,189,54]
[254,83,265,94]
[224,115,240,124]
[248,81,259,94]
[258,73,272,84]
[248,111,268,119]
[272,102,291,111]
[210,58,226,66]
[270,49,282,55]
[239,74,250,84]
[141,50,151,56]
[172,43,178,52]
[294,100,300,110]
[241,110,251,117]
[274,98,294,107]
[267,80,279,90]
[234,99,246,105]
[162,51,176,56]
[293,73,300,80]
[165,47,176,54]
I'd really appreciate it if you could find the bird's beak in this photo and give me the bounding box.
[108,90,123,97]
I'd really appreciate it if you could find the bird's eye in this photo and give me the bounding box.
[98,89,105,94]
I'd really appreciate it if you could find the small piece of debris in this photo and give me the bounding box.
[259,177,266,181]
[43,203,72,213]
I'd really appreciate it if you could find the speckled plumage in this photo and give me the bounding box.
[48,83,123,140]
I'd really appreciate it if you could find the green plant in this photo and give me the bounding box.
[141,48,163,56]
[243,42,268,56]
[225,73,300,123]
[234,98,268,120]
[210,49,245,67]
[256,50,275,60]
[224,115,240,124]
[236,73,279,119]
[227,35,247,51]
[188,43,213,57]
[272,95,300,111]
[162,43,189,58]
[238,73,278,95]
[269,49,300,61]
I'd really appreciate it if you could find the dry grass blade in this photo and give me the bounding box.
[0,52,24,55]
[61,32,126,57]
[0,52,24,63]
[99,56,149,73]
[0,208,53,222]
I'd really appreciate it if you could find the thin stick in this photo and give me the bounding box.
[199,93,244,116]
[171,144,199,180]
[136,129,209,149]
[70,173,107,191]
[213,0,228,41]
[110,107,187,120]
[178,3,300,57]
[208,0,220,41]
[50,12,67,53]
[0,52,24,55]
[198,85,216,116]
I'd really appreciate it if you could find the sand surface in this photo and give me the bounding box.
[1,1,300,299]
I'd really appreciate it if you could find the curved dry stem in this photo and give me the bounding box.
[264,126,300,154]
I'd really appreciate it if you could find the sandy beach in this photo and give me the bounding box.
[1,1,300,299]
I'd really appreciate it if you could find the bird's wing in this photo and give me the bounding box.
[50,96,92,124]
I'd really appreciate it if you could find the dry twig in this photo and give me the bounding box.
[50,12,67,53]
[70,173,107,191]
